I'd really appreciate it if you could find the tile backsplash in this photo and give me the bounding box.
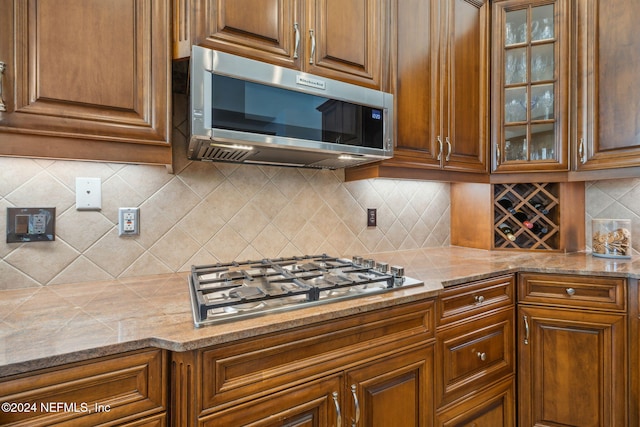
[0,96,450,289]
[2,91,640,289]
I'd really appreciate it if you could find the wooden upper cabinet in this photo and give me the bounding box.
[192,0,300,69]
[440,0,490,174]
[574,0,640,171]
[345,0,489,181]
[305,0,384,89]
[395,0,489,173]
[0,0,172,166]
[491,0,570,174]
[192,0,387,89]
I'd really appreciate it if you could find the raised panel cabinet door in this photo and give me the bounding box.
[193,0,300,68]
[344,345,434,427]
[518,305,627,427]
[435,376,515,427]
[441,0,489,173]
[199,375,342,427]
[392,0,441,168]
[306,0,385,88]
[0,0,172,165]
[574,0,640,170]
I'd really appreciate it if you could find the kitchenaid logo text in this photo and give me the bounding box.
[296,75,326,90]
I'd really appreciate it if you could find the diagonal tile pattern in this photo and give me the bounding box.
[4,93,626,287]
[586,179,640,255]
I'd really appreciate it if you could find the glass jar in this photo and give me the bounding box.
[591,219,632,258]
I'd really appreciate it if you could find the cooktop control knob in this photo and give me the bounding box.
[364,258,375,268]
[376,262,389,273]
[391,266,405,285]
[352,256,363,265]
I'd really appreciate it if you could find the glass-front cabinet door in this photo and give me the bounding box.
[492,0,570,173]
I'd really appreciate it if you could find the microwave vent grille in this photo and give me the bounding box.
[199,144,254,162]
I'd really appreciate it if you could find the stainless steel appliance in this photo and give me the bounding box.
[188,254,422,327]
[189,46,394,169]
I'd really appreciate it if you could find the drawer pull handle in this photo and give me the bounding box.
[351,384,360,425]
[523,315,530,345]
[566,287,576,296]
[332,391,342,427]
[477,352,487,361]
[474,295,485,304]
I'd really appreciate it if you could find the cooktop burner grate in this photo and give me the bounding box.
[188,254,422,327]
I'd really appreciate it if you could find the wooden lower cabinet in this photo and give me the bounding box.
[0,349,167,427]
[171,300,436,426]
[200,345,434,427]
[199,375,342,427]
[435,275,516,427]
[517,273,630,427]
[435,376,515,427]
[517,305,627,427]
[345,345,434,427]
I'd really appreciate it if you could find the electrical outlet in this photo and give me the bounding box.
[367,208,377,227]
[6,207,56,242]
[118,207,140,236]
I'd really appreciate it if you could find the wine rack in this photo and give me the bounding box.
[493,183,560,250]
[451,181,584,252]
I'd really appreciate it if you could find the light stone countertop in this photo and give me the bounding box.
[2,246,640,378]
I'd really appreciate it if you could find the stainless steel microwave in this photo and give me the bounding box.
[189,46,393,169]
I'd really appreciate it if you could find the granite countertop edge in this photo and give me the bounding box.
[2,247,639,378]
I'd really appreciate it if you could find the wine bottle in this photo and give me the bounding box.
[533,202,549,215]
[513,210,534,229]
[530,222,549,235]
[497,198,516,214]
[498,223,517,241]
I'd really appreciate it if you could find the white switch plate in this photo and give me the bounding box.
[76,177,102,210]
[118,207,140,236]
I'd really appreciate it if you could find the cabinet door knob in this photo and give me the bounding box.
[566,287,576,296]
[477,352,487,361]
[474,295,485,304]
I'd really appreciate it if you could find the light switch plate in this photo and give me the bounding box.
[76,177,102,210]
[6,207,56,242]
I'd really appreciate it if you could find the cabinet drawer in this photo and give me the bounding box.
[436,308,515,407]
[518,273,626,311]
[199,300,435,414]
[438,275,514,326]
[0,349,166,426]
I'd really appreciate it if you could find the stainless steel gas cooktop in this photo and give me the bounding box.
[188,254,422,327]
